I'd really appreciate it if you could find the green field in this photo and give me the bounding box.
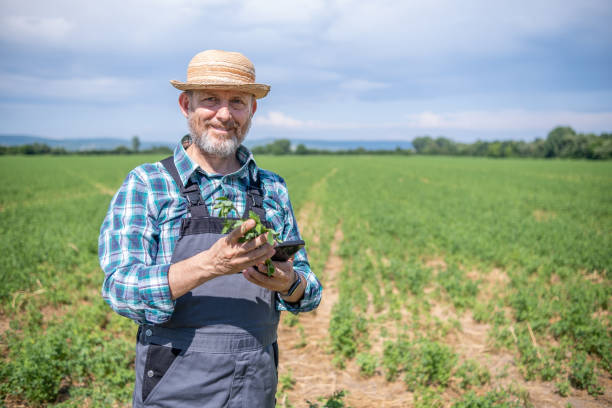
[0,154,610,407]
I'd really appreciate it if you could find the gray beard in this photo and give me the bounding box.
[188,116,251,158]
[192,131,240,158]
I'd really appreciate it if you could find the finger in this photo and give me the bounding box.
[241,232,271,252]
[245,267,273,284]
[243,268,273,289]
[233,246,275,269]
[226,219,255,244]
[271,260,292,272]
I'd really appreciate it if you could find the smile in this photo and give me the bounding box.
[210,126,233,134]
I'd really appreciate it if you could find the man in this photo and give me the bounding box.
[99,49,322,407]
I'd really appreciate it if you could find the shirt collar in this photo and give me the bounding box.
[172,142,258,186]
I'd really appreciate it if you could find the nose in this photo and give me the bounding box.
[215,103,231,123]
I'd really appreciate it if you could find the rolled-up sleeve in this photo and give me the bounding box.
[270,178,323,314]
[99,170,175,324]
[277,247,323,314]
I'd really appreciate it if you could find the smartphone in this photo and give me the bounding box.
[271,240,305,262]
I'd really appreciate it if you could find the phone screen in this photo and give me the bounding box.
[271,240,305,261]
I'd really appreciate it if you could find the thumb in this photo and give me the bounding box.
[226,218,256,244]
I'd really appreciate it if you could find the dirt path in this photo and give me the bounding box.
[277,207,409,407]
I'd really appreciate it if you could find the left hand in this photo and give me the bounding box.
[242,259,295,293]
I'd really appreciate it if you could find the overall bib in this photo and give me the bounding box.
[132,157,280,408]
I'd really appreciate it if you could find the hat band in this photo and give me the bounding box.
[188,64,255,83]
[186,75,257,85]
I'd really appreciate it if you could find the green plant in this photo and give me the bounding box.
[279,371,296,392]
[451,386,533,408]
[214,196,280,276]
[413,386,443,408]
[436,264,480,310]
[283,313,299,327]
[306,390,351,408]
[355,352,377,377]
[555,380,570,397]
[329,300,366,363]
[0,304,133,405]
[295,325,307,349]
[569,352,603,396]
[382,338,457,390]
[404,340,457,391]
[455,360,490,389]
[382,338,410,381]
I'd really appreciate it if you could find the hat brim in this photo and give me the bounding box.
[170,80,270,99]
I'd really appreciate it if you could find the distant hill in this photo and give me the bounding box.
[0,134,412,152]
[0,135,173,151]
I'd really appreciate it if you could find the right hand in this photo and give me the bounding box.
[203,219,275,276]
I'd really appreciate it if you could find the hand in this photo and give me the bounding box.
[201,219,275,277]
[242,258,296,294]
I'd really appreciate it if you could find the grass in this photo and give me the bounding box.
[1,154,610,406]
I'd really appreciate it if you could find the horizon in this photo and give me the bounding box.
[1,1,611,143]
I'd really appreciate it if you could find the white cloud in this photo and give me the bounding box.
[405,110,612,132]
[255,109,612,134]
[3,0,609,58]
[321,0,612,60]
[1,16,73,43]
[0,0,219,52]
[0,74,146,102]
[255,111,308,128]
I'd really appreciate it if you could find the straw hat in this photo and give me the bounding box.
[170,50,270,99]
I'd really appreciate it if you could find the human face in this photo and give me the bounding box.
[185,90,255,157]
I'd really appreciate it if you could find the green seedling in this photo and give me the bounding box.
[213,197,280,276]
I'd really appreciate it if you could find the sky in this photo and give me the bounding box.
[0,0,611,143]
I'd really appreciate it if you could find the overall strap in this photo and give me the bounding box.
[244,171,266,221]
[160,156,209,218]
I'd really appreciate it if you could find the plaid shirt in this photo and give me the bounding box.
[99,143,322,325]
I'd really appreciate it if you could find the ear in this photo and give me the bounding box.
[178,92,191,118]
[251,98,257,116]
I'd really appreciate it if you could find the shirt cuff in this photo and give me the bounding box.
[276,264,322,314]
[138,263,175,324]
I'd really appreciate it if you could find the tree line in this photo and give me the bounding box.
[251,127,611,159]
[251,139,413,156]
[0,144,173,156]
[412,127,611,159]
[1,127,610,159]
[0,136,172,156]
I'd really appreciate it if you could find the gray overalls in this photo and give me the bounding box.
[132,157,280,407]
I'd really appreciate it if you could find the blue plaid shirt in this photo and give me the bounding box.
[99,143,322,325]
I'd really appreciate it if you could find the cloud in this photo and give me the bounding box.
[405,110,612,132]
[321,0,612,61]
[0,74,146,102]
[3,0,609,59]
[0,0,218,52]
[255,109,612,135]
[1,16,73,44]
[255,111,308,128]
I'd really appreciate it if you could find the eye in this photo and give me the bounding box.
[230,98,247,109]
[201,96,218,105]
